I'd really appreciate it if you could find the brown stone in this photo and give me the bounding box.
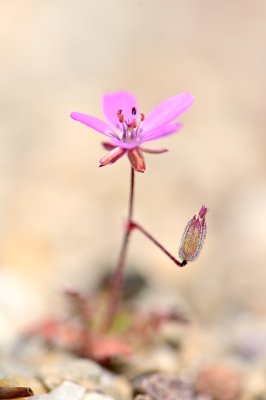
[195,364,242,400]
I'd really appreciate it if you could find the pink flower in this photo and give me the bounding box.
[70,91,194,173]
[179,206,207,262]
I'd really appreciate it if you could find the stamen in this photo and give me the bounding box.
[132,120,137,129]
[135,112,145,136]
[117,109,124,123]
[117,108,144,142]
[118,114,124,123]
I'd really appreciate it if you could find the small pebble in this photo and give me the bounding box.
[50,381,86,400]
[82,392,115,400]
[38,357,131,400]
[133,373,193,400]
[31,381,85,400]
[30,395,49,400]
[133,395,152,400]
[195,364,242,400]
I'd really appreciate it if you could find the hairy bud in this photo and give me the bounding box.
[179,206,207,262]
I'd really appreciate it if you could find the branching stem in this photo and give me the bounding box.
[129,221,187,267]
[101,168,187,332]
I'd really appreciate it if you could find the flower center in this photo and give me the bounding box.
[117,108,145,143]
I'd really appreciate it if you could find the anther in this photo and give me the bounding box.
[117,109,124,123]
[140,113,145,121]
[132,107,137,115]
[118,114,124,123]
[132,120,137,129]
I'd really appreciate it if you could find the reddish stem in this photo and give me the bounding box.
[101,168,187,332]
[101,167,135,332]
[129,221,187,267]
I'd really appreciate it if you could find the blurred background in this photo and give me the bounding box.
[0,0,266,344]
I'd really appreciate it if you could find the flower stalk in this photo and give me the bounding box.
[101,167,135,332]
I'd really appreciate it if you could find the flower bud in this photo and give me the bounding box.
[179,206,207,262]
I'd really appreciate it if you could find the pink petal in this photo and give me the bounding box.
[142,93,194,133]
[102,91,139,128]
[104,138,144,151]
[70,112,116,138]
[140,122,183,143]
[101,141,117,150]
[140,145,168,154]
[127,149,146,173]
[102,138,140,151]
[99,147,126,167]
[109,138,140,150]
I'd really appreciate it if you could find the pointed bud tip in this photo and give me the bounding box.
[199,206,208,219]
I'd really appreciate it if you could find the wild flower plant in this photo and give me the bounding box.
[70,91,208,332]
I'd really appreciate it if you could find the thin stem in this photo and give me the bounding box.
[101,167,135,332]
[130,221,187,267]
[128,166,135,221]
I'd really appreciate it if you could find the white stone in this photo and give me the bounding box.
[31,395,49,400]
[82,393,115,400]
[50,381,86,400]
